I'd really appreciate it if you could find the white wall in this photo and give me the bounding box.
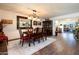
[0,9,44,40]
[50,12,79,35]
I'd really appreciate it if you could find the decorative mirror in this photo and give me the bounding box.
[17,16,32,29]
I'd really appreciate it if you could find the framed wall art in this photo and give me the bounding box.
[17,16,32,29]
[33,21,41,26]
[33,21,37,25]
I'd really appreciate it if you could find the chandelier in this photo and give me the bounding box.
[28,9,40,21]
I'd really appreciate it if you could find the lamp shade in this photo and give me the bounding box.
[37,18,40,21]
[33,17,37,21]
[28,16,32,20]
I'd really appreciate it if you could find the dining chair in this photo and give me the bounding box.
[18,29,30,46]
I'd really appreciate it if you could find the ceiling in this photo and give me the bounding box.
[0,3,79,18]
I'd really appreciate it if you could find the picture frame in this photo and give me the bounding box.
[33,21,37,25]
[17,16,32,29]
[37,21,41,25]
[33,21,41,26]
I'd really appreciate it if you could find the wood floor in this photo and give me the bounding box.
[0,32,79,55]
[33,32,79,55]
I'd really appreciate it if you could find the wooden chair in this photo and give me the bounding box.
[18,29,30,46]
[19,28,35,46]
[42,28,47,40]
[28,28,35,45]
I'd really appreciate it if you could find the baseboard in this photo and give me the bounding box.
[8,38,20,42]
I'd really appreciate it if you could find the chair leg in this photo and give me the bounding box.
[28,39,31,47]
[38,39,40,43]
[19,40,21,44]
[30,39,35,46]
[22,42,23,47]
[28,42,31,47]
[42,37,44,42]
[33,39,35,46]
[45,36,47,40]
[22,40,24,46]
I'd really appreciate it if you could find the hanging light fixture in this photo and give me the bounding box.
[28,16,32,19]
[33,17,37,21]
[28,9,40,21]
[37,18,40,21]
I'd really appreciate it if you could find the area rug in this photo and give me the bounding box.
[8,36,56,55]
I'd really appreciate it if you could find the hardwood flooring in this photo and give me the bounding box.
[33,32,79,55]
